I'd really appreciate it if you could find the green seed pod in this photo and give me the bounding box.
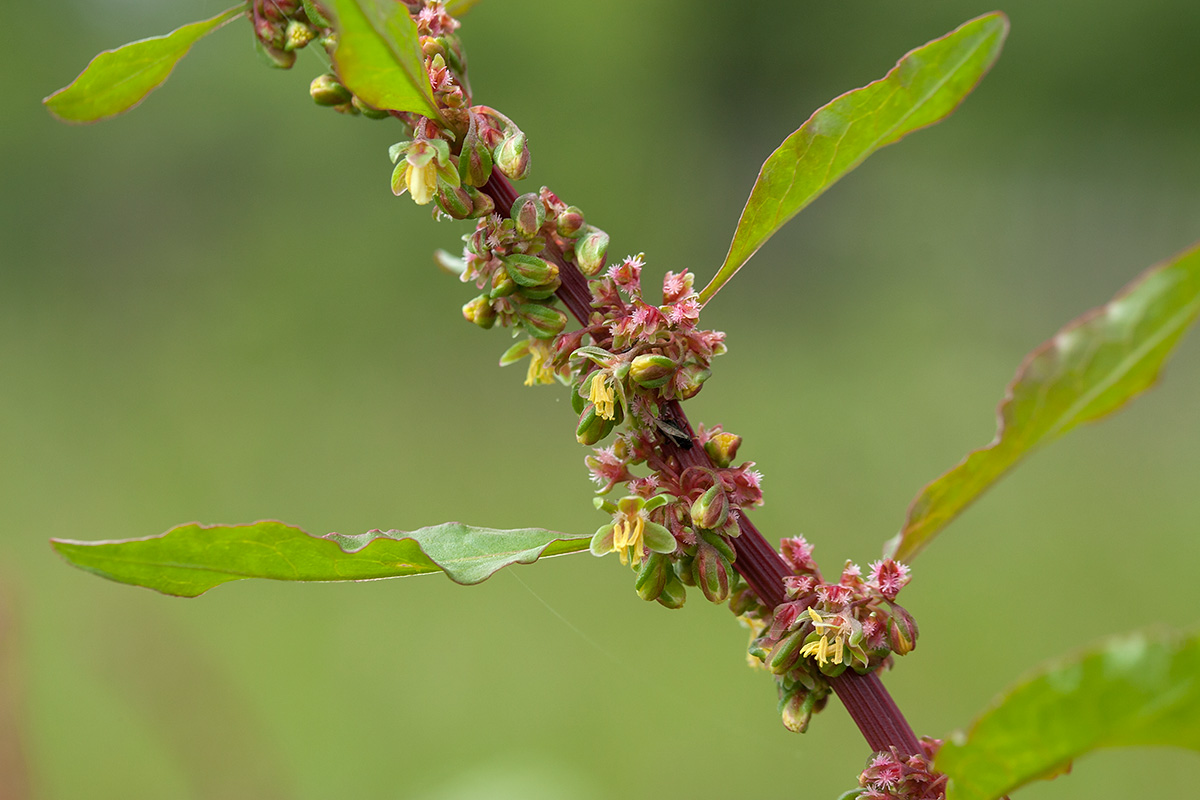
[574,227,609,276]
[494,130,530,180]
[690,485,729,531]
[351,95,391,119]
[629,353,676,389]
[887,606,919,656]
[692,539,732,604]
[635,553,670,602]
[703,431,743,468]
[462,295,496,329]
[503,254,558,288]
[767,629,808,675]
[465,187,495,218]
[489,267,517,299]
[780,688,818,734]
[697,529,736,563]
[575,405,615,446]
[310,74,352,106]
[517,303,566,339]
[511,193,546,239]
[436,184,474,220]
[556,206,585,239]
[656,572,687,610]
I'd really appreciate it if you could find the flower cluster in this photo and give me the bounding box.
[851,740,947,800]
[742,537,917,731]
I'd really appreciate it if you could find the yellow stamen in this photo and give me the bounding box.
[588,372,616,420]
[406,160,438,205]
[524,340,554,386]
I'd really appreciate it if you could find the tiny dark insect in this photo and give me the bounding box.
[655,408,693,450]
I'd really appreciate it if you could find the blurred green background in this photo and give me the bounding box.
[4,0,1200,797]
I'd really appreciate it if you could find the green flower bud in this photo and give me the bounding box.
[675,363,712,400]
[435,184,474,220]
[301,0,332,28]
[780,689,819,734]
[693,539,732,604]
[494,130,531,180]
[703,432,743,468]
[459,127,494,188]
[464,186,495,218]
[574,227,609,276]
[575,404,616,446]
[518,303,566,339]
[690,485,729,531]
[767,629,808,675]
[697,529,736,563]
[256,39,297,69]
[284,20,316,51]
[503,254,558,289]
[556,206,585,239]
[351,95,391,119]
[635,553,670,602]
[887,606,919,656]
[462,295,496,329]
[511,193,546,239]
[489,267,517,299]
[629,353,676,389]
[310,74,352,106]
[656,572,687,609]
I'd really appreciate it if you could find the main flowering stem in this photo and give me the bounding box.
[481,168,921,757]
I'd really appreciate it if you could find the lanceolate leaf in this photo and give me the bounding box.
[43,6,245,124]
[51,520,591,597]
[939,629,1200,800]
[698,13,1008,305]
[888,241,1200,562]
[327,0,442,120]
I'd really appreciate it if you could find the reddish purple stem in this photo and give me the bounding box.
[480,170,919,755]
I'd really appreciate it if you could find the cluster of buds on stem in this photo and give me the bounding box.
[846,739,947,800]
[743,537,917,731]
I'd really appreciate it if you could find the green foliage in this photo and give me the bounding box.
[889,241,1200,562]
[938,628,1200,800]
[698,13,1008,305]
[327,0,442,120]
[51,520,590,597]
[42,5,245,123]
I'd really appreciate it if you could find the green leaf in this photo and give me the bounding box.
[43,6,245,124]
[888,240,1200,562]
[326,0,442,120]
[939,628,1200,800]
[51,520,591,597]
[697,13,1008,305]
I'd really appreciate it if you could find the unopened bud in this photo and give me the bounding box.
[462,294,496,329]
[780,689,818,734]
[887,606,919,656]
[310,74,352,106]
[675,363,712,400]
[517,303,566,339]
[698,529,736,563]
[690,485,729,530]
[511,193,546,239]
[704,432,743,468]
[465,187,495,218]
[656,572,687,610]
[635,553,670,602]
[420,36,446,59]
[503,254,558,289]
[556,206,585,238]
[574,227,609,276]
[767,629,808,675]
[257,40,297,70]
[489,267,517,298]
[692,540,732,604]
[284,20,316,51]
[351,95,391,119]
[459,126,494,187]
[301,0,332,28]
[575,405,616,446]
[435,184,474,219]
[629,354,676,389]
[494,130,530,180]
